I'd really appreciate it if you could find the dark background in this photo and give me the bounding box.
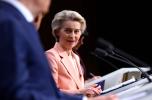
[39,0,152,78]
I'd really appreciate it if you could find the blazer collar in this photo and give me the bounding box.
[54,42,70,58]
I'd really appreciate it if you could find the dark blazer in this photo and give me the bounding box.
[0,1,82,100]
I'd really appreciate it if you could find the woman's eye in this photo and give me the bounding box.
[74,30,81,33]
[64,29,72,33]
[63,28,81,34]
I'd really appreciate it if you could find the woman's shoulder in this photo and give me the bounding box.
[45,48,60,60]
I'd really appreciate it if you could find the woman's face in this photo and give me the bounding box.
[58,20,82,50]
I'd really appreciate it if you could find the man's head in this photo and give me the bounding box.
[19,0,51,17]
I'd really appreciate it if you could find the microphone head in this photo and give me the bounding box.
[94,48,109,57]
[96,38,115,53]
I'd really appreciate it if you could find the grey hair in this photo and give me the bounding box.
[51,10,86,40]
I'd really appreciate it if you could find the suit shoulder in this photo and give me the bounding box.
[45,48,61,60]
[46,48,57,55]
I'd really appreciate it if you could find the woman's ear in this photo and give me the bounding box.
[80,36,84,44]
[54,29,60,42]
[54,29,59,37]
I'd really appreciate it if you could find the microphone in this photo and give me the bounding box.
[96,38,150,67]
[93,48,108,57]
[94,47,152,82]
[91,49,119,70]
[96,38,114,54]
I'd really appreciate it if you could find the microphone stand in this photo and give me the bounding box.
[95,48,152,83]
[109,54,152,83]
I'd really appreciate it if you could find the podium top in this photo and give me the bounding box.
[84,67,150,89]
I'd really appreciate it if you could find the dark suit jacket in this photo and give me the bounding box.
[0,1,82,100]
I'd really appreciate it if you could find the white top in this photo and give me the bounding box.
[68,54,79,77]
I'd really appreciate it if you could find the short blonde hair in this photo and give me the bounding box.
[51,10,86,40]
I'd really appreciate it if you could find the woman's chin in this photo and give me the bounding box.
[67,46,75,50]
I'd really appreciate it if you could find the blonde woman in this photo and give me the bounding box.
[46,10,101,97]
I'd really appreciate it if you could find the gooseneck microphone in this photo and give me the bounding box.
[95,38,152,82]
[91,49,119,70]
[96,38,149,67]
[94,48,152,82]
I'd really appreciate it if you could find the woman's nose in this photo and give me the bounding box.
[69,31,76,37]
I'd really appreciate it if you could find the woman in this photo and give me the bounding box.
[45,10,101,97]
